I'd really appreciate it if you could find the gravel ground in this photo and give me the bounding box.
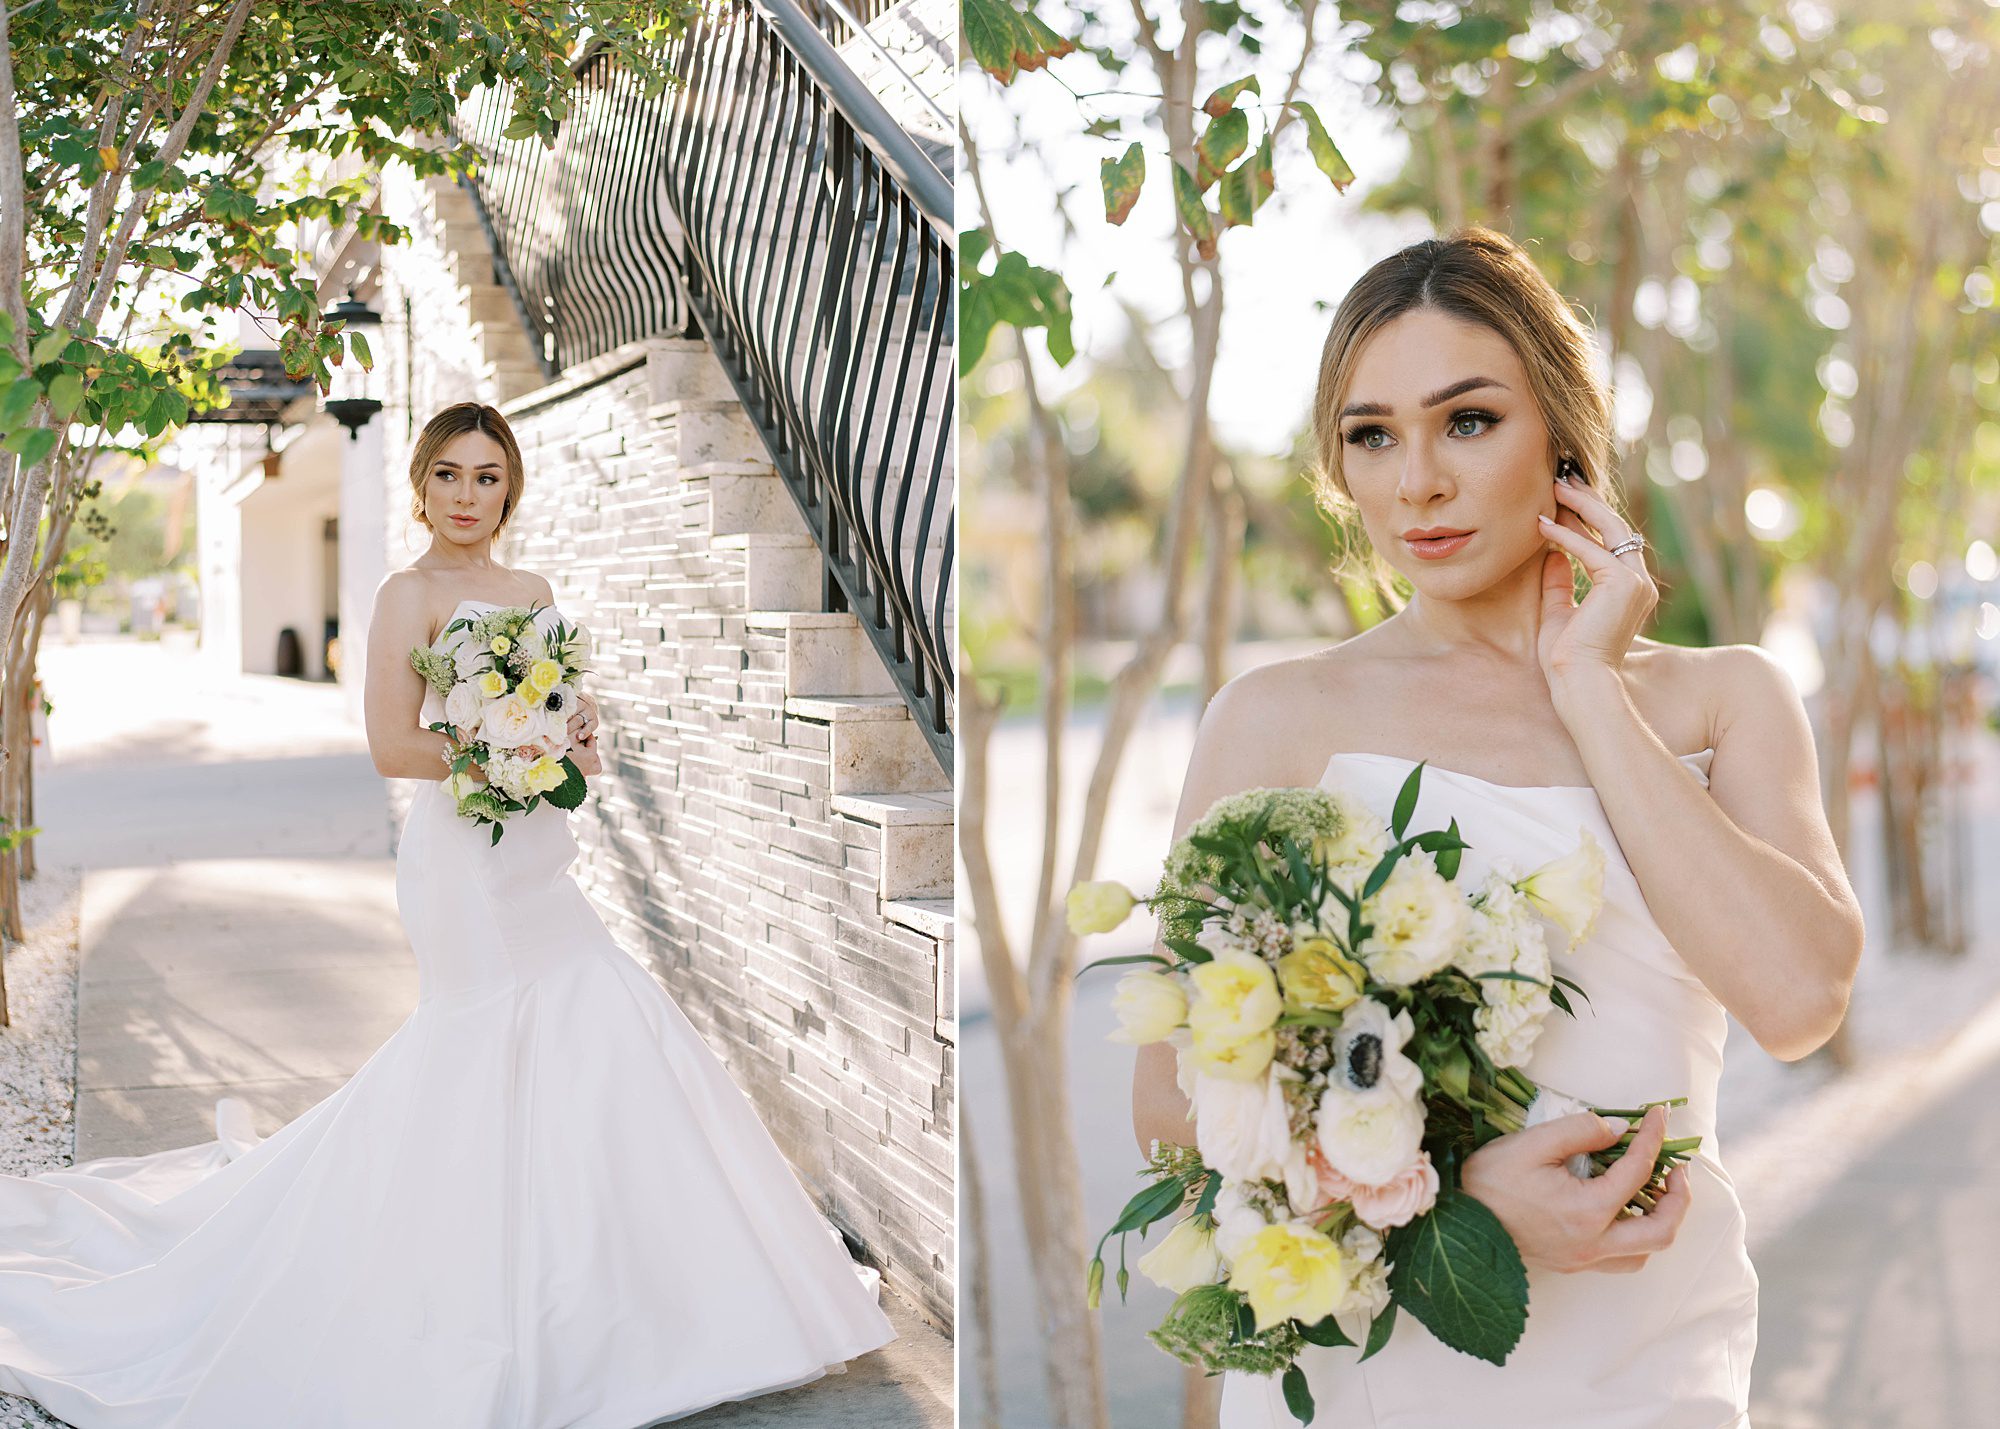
[0,861,82,1429]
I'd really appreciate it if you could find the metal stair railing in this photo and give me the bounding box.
[446,0,955,775]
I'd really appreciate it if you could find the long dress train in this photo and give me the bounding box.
[1220,746,1757,1429]
[0,598,896,1428]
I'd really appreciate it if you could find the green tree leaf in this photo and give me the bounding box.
[47,372,84,420]
[1204,73,1262,117]
[963,0,1076,85]
[1102,142,1145,225]
[2,427,58,469]
[1289,101,1356,192]
[1195,108,1249,190]
[1171,161,1217,260]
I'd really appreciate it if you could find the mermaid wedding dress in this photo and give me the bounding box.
[1221,746,1758,1429]
[0,599,896,1428]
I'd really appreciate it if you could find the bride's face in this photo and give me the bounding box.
[1334,307,1559,592]
[422,430,512,545]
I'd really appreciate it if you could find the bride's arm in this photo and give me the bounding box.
[1555,648,1865,1061]
[364,573,457,781]
[1131,668,1312,1154]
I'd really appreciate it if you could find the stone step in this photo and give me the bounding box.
[750,612,897,698]
[884,895,952,941]
[781,691,937,795]
[461,284,521,329]
[684,460,811,541]
[710,531,821,611]
[486,357,548,404]
[646,339,741,405]
[830,789,952,901]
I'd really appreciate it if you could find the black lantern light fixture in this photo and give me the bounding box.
[320,291,383,440]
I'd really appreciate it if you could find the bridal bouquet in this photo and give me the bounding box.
[408,602,592,843]
[1071,764,1699,1424]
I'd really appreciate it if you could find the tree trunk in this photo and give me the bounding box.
[962,1106,1004,1429]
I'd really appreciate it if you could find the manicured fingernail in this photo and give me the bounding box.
[1600,1115,1629,1136]
[1538,514,1554,524]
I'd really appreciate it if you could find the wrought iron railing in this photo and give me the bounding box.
[447,0,955,774]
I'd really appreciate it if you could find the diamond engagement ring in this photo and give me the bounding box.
[1609,533,1646,557]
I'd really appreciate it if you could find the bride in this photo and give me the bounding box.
[1131,229,1863,1427]
[0,401,897,1427]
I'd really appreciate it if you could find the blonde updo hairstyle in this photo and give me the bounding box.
[407,401,527,535]
[1308,227,1630,599]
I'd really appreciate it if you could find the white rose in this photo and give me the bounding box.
[1107,970,1188,1045]
[1357,849,1469,986]
[444,680,485,733]
[1193,1069,1295,1184]
[479,692,547,751]
[1135,1216,1221,1294]
[451,639,488,683]
[1210,1178,1269,1268]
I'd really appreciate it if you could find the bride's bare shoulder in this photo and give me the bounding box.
[507,567,558,605]
[1194,643,1361,789]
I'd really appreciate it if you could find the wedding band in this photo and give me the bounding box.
[1609,534,1645,557]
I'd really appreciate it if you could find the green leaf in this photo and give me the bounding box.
[1391,761,1423,839]
[1281,1363,1315,1424]
[30,329,69,368]
[1289,101,1356,193]
[1296,1314,1354,1348]
[1436,817,1463,880]
[349,330,374,372]
[1384,1190,1529,1365]
[502,113,540,141]
[963,0,1076,85]
[1216,136,1275,229]
[1360,1302,1398,1361]
[46,372,83,420]
[1195,108,1249,190]
[543,755,589,810]
[1,377,40,427]
[1108,1175,1186,1235]
[1075,951,1171,978]
[2,427,57,468]
[1170,161,1217,260]
[1101,142,1145,226]
[1204,74,1262,117]
[959,228,993,268]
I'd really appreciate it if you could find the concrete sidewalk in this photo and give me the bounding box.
[30,630,951,1428]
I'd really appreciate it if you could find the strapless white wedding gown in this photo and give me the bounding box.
[0,598,895,1428]
[1221,747,1758,1429]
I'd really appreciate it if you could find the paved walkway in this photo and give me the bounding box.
[27,630,951,1428]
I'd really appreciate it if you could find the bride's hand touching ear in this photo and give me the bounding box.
[1535,474,1658,695]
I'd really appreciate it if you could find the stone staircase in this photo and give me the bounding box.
[648,340,954,1007]
[413,175,551,404]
